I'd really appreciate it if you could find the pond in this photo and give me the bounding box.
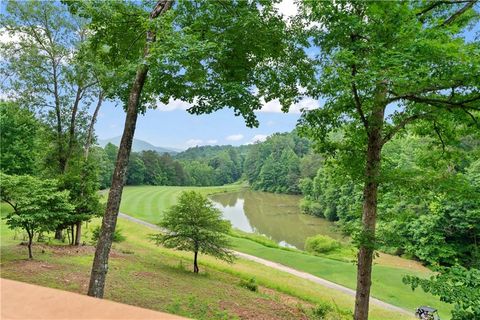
[209,190,344,249]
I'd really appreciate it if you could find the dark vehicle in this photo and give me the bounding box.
[415,306,440,320]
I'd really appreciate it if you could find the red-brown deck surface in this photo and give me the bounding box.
[0,278,188,319]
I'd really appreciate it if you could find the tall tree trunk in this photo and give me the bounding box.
[70,224,75,245]
[71,91,104,246]
[354,99,386,320]
[27,229,33,259]
[65,86,83,171]
[75,221,82,246]
[54,228,63,241]
[84,91,103,159]
[52,63,66,241]
[193,251,199,273]
[87,0,173,298]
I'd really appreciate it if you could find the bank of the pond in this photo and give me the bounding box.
[210,190,345,249]
[119,185,452,319]
[0,213,412,320]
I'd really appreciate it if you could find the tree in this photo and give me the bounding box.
[1,1,103,175]
[404,265,480,320]
[1,1,106,242]
[152,191,234,273]
[60,155,104,245]
[74,0,295,297]
[294,2,480,318]
[126,152,146,185]
[0,174,73,259]
[0,102,40,175]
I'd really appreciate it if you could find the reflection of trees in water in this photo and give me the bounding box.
[212,190,342,249]
[242,191,322,248]
[210,191,240,207]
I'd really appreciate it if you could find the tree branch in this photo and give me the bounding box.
[392,94,480,111]
[382,113,431,144]
[3,199,17,211]
[442,0,477,26]
[463,109,479,126]
[433,121,446,153]
[351,64,369,130]
[416,1,473,17]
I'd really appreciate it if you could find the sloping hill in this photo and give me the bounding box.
[98,136,180,154]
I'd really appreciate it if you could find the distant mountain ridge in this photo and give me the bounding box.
[98,137,180,154]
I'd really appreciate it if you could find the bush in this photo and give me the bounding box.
[240,277,258,292]
[300,199,324,217]
[91,226,126,243]
[324,205,338,221]
[311,301,332,319]
[305,235,341,254]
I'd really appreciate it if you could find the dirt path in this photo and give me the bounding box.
[118,212,412,316]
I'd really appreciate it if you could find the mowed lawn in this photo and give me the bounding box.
[0,212,414,320]
[119,184,245,223]
[120,185,451,319]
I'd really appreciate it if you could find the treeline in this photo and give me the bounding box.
[95,131,322,194]
[300,133,480,268]
[96,144,245,189]
[244,132,321,194]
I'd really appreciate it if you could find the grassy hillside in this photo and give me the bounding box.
[119,185,451,319]
[0,211,412,320]
[119,184,246,223]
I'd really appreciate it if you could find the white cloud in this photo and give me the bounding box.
[226,134,244,141]
[0,28,21,45]
[185,139,203,147]
[275,0,298,19]
[258,97,320,114]
[251,134,268,143]
[157,98,192,112]
[207,139,218,144]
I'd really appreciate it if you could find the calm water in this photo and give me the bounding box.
[209,190,344,249]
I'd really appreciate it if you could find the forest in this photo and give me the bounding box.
[92,128,480,271]
[1,1,479,320]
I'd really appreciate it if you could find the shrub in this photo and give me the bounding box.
[91,226,126,243]
[300,199,324,217]
[240,277,258,292]
[305,235,341,254]
[311,301,332,319]
[324,205,338,221]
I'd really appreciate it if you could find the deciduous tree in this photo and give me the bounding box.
[0,174,73,259]
[294,2,480,318]
[152,191,234,273]
[73,0,297,297]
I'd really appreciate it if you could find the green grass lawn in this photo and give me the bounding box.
[120,185,452,319]
[119,184,246,223]
[0,213,413,320]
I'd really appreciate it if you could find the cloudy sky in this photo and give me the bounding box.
[94,97,316,150]
[94,0,306,150]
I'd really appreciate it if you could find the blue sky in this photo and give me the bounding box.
[94,100,305,150]
[93,2,479,151]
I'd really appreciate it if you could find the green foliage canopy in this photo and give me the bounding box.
[152,191,234,273]
[0,173,74,258]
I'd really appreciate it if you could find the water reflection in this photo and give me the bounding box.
[210,190,343,249]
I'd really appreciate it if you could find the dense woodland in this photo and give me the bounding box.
[95,128,480,270]
[1,1,479,320]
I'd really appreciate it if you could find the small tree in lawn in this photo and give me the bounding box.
[0,174,74,259]
[152,191,234,273]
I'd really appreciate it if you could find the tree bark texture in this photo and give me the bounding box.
[194,251,199,274]
[87,0,173,298]
[354,87,386,320]
[75,221,82,245]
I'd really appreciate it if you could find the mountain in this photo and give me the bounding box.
[97,137,180,154]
